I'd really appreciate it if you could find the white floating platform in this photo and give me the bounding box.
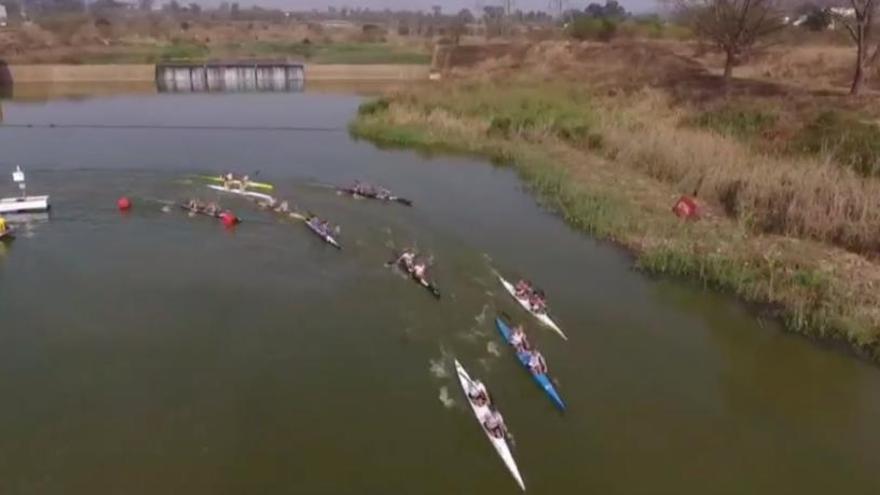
[0,195,50,214]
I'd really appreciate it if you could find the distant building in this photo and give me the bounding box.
[0,5,7,26]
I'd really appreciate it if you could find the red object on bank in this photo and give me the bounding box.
[673,195,699,220]
[117,197,132,211]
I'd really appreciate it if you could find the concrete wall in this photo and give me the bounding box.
[305,64,429,81]
[8,65,155,83]
[2,64,428,84]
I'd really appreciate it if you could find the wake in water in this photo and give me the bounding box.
[437,386,455,409]
[458,303,492,343]
[486,340,502,357]
[429,347,457,409]
[429,354,450,379]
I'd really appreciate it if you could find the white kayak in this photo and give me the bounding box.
[498,276,567,340]
[206,185,275,203]
[454,359,525,491]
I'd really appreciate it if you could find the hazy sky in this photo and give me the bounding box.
[233,1,659,14]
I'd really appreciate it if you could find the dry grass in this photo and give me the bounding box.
[595,91,880,253]
[351,40,880,361]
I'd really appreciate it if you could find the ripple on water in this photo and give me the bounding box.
[486,340,502,357]
[437,386,455,409]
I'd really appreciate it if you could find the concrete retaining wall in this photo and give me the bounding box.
[8,65,155,83]
[305,64,429,81]
[2,64,429,84]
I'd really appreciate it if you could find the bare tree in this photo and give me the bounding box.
[834,2,877,95]
[677,0,785,83]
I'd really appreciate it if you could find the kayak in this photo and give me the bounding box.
[495,315,566,411]
[200,175,274,191]
[454,359,525,491]
[305,218,342,249]
[388,252,441,299]
[178,204,241,224]
[498,275,567,340]
[339,188,413,206]
[206,185,275,203]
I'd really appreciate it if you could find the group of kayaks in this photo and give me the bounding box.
[188,174,413,250]
[454,275,567,491]
[192,172,567,491]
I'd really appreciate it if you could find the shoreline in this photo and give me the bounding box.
[349,86,880,366]
[0,63,429,84]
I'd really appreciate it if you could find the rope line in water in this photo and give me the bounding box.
[0,123,346,132]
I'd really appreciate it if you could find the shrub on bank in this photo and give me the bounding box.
[687,105,778,141]
[793,111,880,177]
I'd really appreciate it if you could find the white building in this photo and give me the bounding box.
[0,5,7,27]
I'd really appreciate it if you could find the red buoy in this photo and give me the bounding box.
[220,211,238,227]
[117,197,132,211]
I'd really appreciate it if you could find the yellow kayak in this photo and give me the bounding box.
[199,175,274,191]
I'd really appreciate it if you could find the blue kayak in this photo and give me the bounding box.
[495,315,566,411]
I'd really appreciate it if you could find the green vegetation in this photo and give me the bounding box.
[687,105,778,141]
[159,41,210,62]
[350,81,880,363]
[237,42,431,64]
[793,110,880,177]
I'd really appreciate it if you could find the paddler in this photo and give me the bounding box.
[240,175,251,192]
[528,291,547,314]
[525,350,548,375]
[204,201,220,216]
[223,172,234,189]
[514,279,531,299]
[482,409,508,439]
[398,250,416,270]
[468,379,490,407]
[511,324,531,352]
[412,261,428,281]
[274,200,290,214]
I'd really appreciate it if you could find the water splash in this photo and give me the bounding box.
[487,341,502,357]
[429,356,449,379]
[438,386,456,409]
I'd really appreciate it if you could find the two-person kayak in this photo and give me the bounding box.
[498,275,567,340]
[495,315,565,411]
[200,175,275,191]
[305,216,341,249]
[455,359,525,491]
[338,185,413,206]
[179,203,241,225]
[387,250,440,298]
[207,185,275,203]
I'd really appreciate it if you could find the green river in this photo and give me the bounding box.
[0,84,878,494]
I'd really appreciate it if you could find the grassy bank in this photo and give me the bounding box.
[4,41,431,65]
[350,81,880,363]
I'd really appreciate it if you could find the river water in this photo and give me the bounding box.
[0,85,879,494]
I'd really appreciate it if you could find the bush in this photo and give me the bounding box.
[689,105,778,140]
[358,98,390,116]
[794,110,880,177]
[567,16,618,42]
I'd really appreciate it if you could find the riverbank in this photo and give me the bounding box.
[349,53,880,363]
[0,63,429,84]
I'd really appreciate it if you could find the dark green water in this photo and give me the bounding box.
[0,88,879,494]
